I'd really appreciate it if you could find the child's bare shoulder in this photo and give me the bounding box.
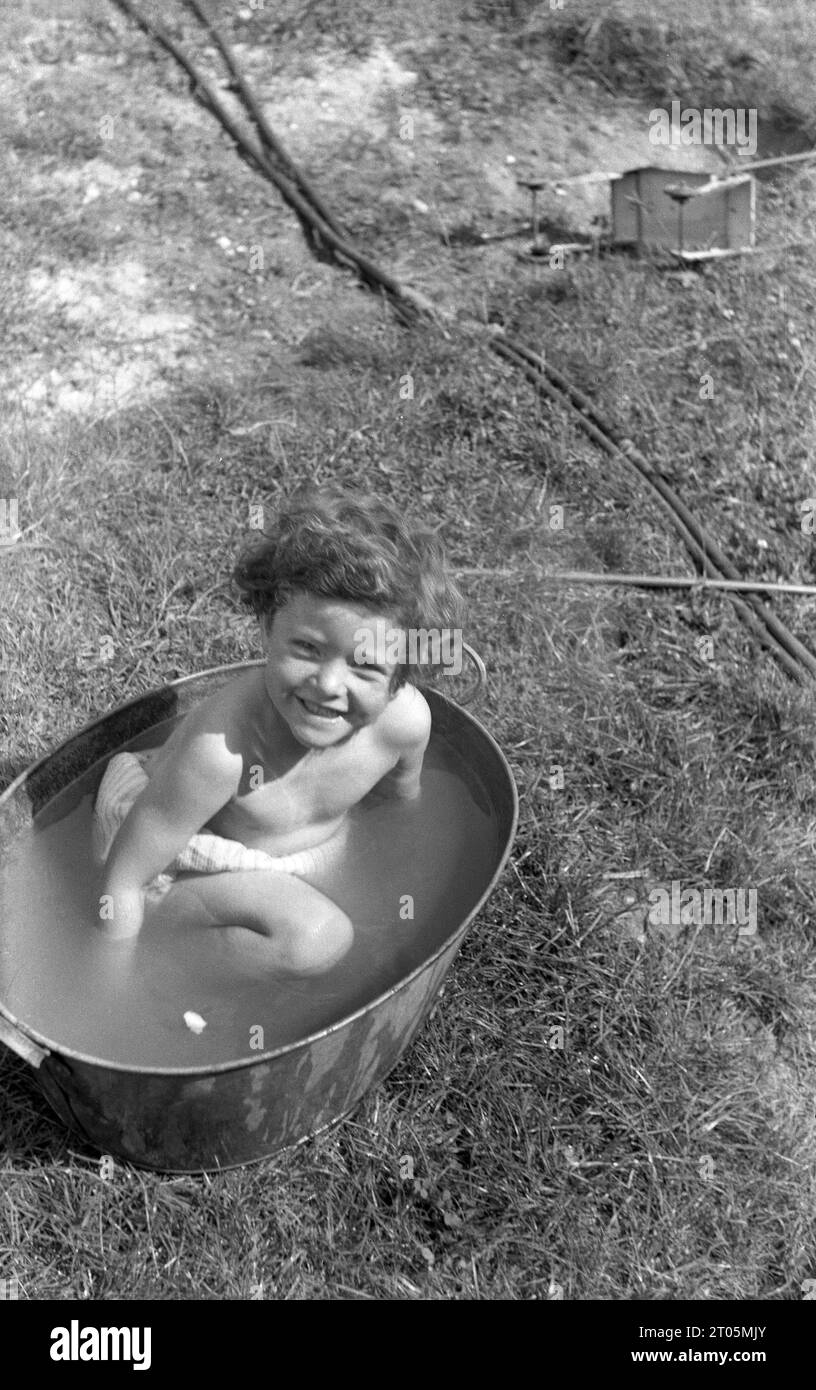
[376,683,432,753]
[154,673,254,777]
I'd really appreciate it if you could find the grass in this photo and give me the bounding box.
[1,0,816,1301]
[522,0,816,142]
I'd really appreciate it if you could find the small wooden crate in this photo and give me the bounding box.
[610,167,755,258]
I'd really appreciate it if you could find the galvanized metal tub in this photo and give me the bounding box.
[0,661,517,1172]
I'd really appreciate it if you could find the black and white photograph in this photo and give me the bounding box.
[0,0,814,1336]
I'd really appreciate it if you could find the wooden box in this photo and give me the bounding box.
[610,167,755,258]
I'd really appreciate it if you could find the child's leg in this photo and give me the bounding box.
[153,870,353,975]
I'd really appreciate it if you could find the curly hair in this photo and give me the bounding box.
[233,486,465,687]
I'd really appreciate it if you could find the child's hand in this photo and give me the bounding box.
[392,779,422,801]
[98,882,145,940]
[365,776,423,805]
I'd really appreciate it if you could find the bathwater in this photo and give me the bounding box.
[0,719,500,1069]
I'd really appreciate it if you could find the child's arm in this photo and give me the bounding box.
[100,728,243,939]
[372,688,432,801]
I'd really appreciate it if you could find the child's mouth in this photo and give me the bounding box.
[296,696,345,721]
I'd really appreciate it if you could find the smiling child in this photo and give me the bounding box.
[93,486,463,973]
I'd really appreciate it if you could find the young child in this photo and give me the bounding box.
[94,487,463,974]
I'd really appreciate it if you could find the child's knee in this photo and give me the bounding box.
[284,907,353,975]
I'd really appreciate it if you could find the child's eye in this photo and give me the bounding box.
[293,640,319,655]
[354,661,388,679]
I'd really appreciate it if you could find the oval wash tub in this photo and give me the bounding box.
[0,661,517,1172]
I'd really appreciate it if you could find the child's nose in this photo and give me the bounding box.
[312,658,346,696]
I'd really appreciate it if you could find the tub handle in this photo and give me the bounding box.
[0,1012,49,1069]
[457,643,487,706]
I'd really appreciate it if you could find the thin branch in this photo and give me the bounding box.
[452,566,816,598]
[541,571,816,598]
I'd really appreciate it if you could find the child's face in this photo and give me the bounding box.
[260,591,400,748]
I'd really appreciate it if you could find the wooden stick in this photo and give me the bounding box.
[541,571,816,598]
[716,148,816,178]
[452,567,816,597]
